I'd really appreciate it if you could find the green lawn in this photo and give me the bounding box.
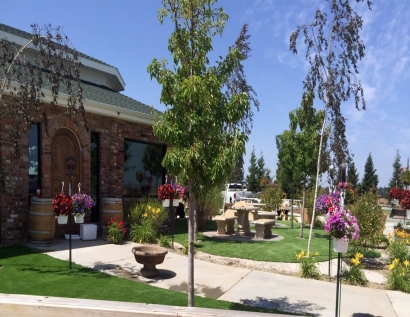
[0,244,295,315]
[170,219,340,262]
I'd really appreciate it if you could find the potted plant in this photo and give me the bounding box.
[158,184,174,207]
[172,183,185,206]
[324,206,360,253]
[52,194,73,224]
[72,193,96,223]
[390,187,404,205]
[107,216,127,244]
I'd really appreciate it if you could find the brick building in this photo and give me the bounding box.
[0,23,166,246]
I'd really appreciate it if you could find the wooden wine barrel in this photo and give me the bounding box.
[28,197,55,245]
[101,198,123,237]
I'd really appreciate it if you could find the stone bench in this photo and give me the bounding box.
[253,219,276,240]
[258,211,276,220]
[214,215,237,234]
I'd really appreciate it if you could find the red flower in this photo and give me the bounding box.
[158,184,174,200]
[52,194,73,216]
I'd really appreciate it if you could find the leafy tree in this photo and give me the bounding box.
[289,0,372,252]
[228,154,244,184]
[246,148,259,192]
[147,0,258,306]
[276,92,327,231]
[389,150,403,190]
[0,24,85,190]
[360,153,378,193]
[349,191,384,253]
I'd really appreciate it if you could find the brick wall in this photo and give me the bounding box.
[0,104,162,246]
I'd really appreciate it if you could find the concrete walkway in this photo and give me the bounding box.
[30,227,408,317]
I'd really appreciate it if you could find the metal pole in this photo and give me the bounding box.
[328,164,334,279]
[335,252,341,317]
[69,179,72,270]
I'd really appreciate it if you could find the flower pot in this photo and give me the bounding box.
[333,237,349,253]
[162,199,170,207]
[57,215,68,224]
[173,199,179,206]
[74,214,84,223]
[406,210,410,220]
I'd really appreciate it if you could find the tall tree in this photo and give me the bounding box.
[147,0,258,306]
[276,92,328,230]
[0,24,86,190]
[347,159,360,189]
[289,0,372,252]
[388,150,402,190]
[246,148,259,192]
[229,154,244,184]
[360,153,378,192]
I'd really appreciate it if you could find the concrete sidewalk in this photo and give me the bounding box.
[30,236,408,317]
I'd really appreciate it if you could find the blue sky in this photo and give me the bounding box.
[2,0,409,187]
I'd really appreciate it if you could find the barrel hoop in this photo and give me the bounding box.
[29,211,54,216]
[29,229,55,234]
[102,210,122,213]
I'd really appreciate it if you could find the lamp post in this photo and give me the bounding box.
[328,164,334,279]
[66,156,77,270]
[335,160,346,317]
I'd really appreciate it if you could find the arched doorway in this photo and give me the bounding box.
[51,128,82,196]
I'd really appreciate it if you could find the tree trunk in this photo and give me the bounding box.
[194,198,198,241]
[187,181,195,307]
[299,179,306,238]
[307,110,327,253]
[291,183,294,229]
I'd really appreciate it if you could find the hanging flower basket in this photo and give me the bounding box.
[333,238,349,253]
[173,199,179,206]
[162,199,170,207]
[57,215,68,224]
[74,214,84,223]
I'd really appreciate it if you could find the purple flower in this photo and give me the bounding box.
[72,193,96,215]
[316,193,340,215]
[324,206,360,241]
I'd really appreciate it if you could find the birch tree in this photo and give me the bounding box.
[289,0,372,252]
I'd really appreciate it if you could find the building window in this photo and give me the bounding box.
[123,140,166,197]
[90,132,100,222]
[28,123,40,196]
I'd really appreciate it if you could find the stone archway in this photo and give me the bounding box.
[51,128,82,196]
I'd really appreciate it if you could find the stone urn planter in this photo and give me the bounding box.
[131,245,168,278]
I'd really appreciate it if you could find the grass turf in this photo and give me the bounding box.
[0,244,295,315]
[170,219,355,262]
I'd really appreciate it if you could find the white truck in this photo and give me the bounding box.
[222,183,254,204]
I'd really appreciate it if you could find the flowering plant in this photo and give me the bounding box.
[52,194,73,216]
[337,182,348,190]
[107,216,126,244]
[72,193,96,215]
[390,187,404,200]
[315,193,340,215]
[157,184,174,200]
[400,189,410,210]
[172,183,185,199]
[324,207,359,241]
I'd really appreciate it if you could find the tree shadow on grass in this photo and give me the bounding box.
[0,244,39,261]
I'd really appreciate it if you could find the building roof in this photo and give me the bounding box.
[1,23,161,125]
[0,23,111,67]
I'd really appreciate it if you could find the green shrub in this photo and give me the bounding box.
[388,258,410,293]
[182,240,189,255]
[342,253,368,286]
[349,191,384,252]
[296,250,321,280]
[158,235,171,248]
[260,182,283,211]
[196,186,224,230]
[130,218,157,244]
[125,199,168,243]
